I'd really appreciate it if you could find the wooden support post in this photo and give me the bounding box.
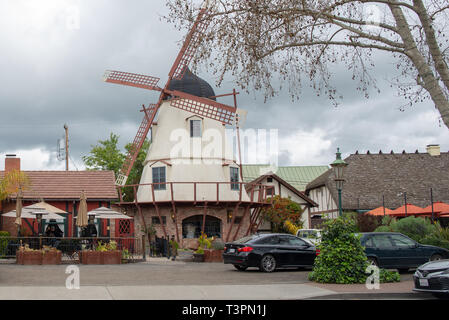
[170,182,180,243]
[226,203,240,242]
[232,205,250,241]
[194,183,197,205]
[201,202,208,234]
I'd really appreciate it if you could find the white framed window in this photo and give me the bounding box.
[152,166,166,190]
[230,167,239,190]
[190,119,202,137]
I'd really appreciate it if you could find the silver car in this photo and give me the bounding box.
[413,259,449,298]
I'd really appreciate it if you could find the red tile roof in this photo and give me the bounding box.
[0,171,117,200]
[390,203,425,216]
[365,206,394,216]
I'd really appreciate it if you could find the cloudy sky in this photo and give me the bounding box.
[1,0,448,172]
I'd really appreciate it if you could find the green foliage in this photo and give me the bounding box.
[421,223,449,250]
[82,133,125,175]
[122,248,130,259]
[309,216,369,284]
[197,232,213,249]
[0,231,10,258]
[379,269,401,283]
[374,216,435,242]
[95,241,118,252]
[82,132,150,201]
[195,247,204,254]
[262,196,304,233]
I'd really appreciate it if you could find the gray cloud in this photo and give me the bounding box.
[0,0,448,170]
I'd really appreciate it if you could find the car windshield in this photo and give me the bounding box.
[233,235,258,244]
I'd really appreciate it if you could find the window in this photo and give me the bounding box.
[266,187,274,196]
[182,215,221,238]
[151,216,166,225]
[230,167,239,190]
[285,236,307,246]
[152,166,166,190]
[267,177,273,182]
[234,217,242,224]
[372,235,394,248]
[190,119,202,137]
[390,234,416,248]
[256,236,280,245]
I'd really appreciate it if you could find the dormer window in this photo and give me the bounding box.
[190,119,202,137]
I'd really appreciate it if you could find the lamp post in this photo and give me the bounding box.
[330,148,348,217]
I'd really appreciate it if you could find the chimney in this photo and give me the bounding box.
[426,144,440,156]
[5,154,20,173]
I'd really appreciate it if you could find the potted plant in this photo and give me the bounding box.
[80,241,121,265]
[204,239,225,263]
[121,248,130,263]
[41,246,62,265]
[193,233,213,262]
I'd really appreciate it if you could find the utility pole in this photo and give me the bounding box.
[64,124,69,171]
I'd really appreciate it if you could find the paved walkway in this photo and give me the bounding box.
[0,284,335,300]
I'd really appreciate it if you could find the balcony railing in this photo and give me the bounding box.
[116,182,274,205]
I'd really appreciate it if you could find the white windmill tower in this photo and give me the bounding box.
[103,2,271,246]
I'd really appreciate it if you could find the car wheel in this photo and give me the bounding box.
[397,268,409,274]
[430,254,443,262]
[233,264,247,271]
[367,257,378,267]
[259,254,277,272]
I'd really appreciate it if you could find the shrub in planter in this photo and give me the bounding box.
[309,216,400,284]
[193,247,205,262]
[309,216,368,284]
[0,231,10,258]
[41,246,62,265]
[203,249,224,262]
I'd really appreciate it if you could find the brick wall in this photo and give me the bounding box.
[132,204,252,248]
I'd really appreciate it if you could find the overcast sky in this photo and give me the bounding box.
[1,0,448,172]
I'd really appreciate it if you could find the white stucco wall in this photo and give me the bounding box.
[137,101,250,202]
[308,186,338,219]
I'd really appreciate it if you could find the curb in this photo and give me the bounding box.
[305,292,436,300]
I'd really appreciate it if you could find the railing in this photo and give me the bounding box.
[0,237,143,263]
[116,181,274,204]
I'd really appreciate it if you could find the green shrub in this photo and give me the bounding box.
[0,231,10,258]
[379,269,401,283]
[374,216,435,242]
[308,216,369,284]
[421,223,449,249]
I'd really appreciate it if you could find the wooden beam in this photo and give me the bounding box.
[170,182,180,242]
[226,203,240,242]
[232,205,250,241]
[201,202,208,234]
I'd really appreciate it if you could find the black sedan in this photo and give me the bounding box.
[413,259,449,298]
[360,232,449,272]
[223,233,317,272]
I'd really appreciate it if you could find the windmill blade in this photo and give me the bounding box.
[168,6,212,81]
[116,104,158,186]
[104,70,162,92]
[167,89,236,125]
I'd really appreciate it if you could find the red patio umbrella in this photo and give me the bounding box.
[365,206,394,216]
[390,204,425,217]
[418,202,449,218]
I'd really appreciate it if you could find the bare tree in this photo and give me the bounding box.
[165,0,449,129]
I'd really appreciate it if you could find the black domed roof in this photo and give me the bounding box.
[167,68,216,101]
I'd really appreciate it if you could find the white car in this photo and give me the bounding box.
[296,229,322,245]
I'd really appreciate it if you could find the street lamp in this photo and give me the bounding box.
[330,148,348,217]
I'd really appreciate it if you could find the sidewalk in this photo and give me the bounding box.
[0,284,335,300]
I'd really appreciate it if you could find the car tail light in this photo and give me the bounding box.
[316,249,320,256]
[224,246,227,251]
[238,246,253,253]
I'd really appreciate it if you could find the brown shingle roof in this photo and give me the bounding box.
[305,152,449,210]
[0,171,117,200]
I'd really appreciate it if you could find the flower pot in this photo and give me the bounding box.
[17,251,43,265]
[42,250,62,265]
[80,251,102,264]
[203,249,224,263]
[101,250,122,264]
[192,253,204,262]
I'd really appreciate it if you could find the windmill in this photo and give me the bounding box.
[104,2,242,187]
